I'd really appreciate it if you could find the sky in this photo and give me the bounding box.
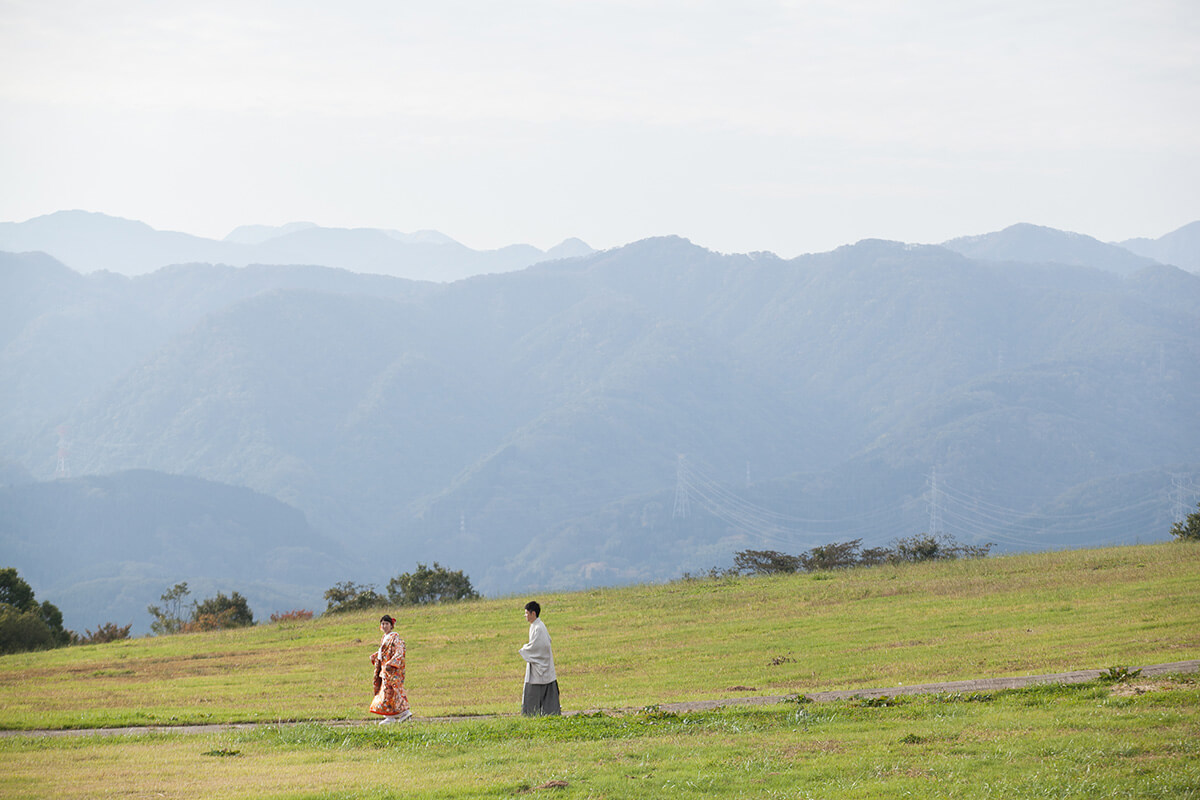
[1,0,1198,257]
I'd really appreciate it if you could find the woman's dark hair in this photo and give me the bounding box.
[524,601,541,617]
[380,615,396,625]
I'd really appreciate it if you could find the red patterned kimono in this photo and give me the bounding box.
[369,631,410,717]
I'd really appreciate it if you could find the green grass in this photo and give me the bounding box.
[2,678,1198,798]
[1,542,1198,798]
[1,543,1197,730]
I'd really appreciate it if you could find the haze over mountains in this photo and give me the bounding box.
[2,213,1198,634]
[0,211,595,281]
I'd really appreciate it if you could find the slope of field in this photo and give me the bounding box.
[3,681,1198,800]
[1,543,1195,731]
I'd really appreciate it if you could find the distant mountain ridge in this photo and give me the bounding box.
[0,210,596,281]
[2,212,1197,283]
[940,222,1162,275]
[1,219,1198,635]
[0,470,344,633]
[1119,221,1200,272]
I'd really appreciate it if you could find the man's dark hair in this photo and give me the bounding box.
[524,600,541,617]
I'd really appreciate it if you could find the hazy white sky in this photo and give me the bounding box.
[1,0,1197,256]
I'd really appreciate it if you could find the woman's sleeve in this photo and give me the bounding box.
[385,634,405,669]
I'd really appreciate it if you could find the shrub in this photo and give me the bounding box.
[79,622,133,645]
[0,604,55,654]
[324,581,386,614]
[189,591,254,629]
[386,563,480,606]
[148,583,256,634]
[729,534,993,578]
[147,582,191,636]
[892,534,945,563]
[1170,502,1200,541]
[270,609,314,623]
[890,534,993,563]
[733,550,801,575]
[798,540,864,571]
[857,546,893,566]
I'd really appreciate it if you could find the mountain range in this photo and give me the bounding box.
[0,211,595,281]
[1,214,1198,634]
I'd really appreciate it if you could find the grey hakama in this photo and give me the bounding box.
[521,679,561,716]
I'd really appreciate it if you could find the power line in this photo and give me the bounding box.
[673,455,1182,552]
[672,454,690,519]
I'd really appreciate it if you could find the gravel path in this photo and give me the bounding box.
[6,659,1195,738]
[644,658,1198,714]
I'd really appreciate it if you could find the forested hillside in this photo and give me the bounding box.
[2,227,1198,633]
[0,470,343,631]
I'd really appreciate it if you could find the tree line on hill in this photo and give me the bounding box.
[6,499,1199,655]
[0,561,480,655]
[146,562,483,633]
[322,562,480,613]
[725,533,995,576]
[717,512,1200,578]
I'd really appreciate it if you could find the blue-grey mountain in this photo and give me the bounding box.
[1,219,1197,634]
[0,211,595,281]
[1119,221,1200,272]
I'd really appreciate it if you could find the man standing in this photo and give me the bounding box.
[518,600,560,716]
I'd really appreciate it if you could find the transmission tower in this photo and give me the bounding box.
[928,466,941,535]
[1170,473,1196,522]
[55,425,71,479]
[672,455,690,519]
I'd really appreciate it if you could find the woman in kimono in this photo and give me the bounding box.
[369,614,411,724]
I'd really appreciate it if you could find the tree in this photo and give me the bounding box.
[891,534,944,563]
[857,546,893,567]
[798,540,864,571]
[0,566,73,651]
[890,534,993,563]
[187,591,254,631]
[38,599,71,646]
[147,582,192,635]
[1171,502,1200,541]
[148,583,259,634]
[733,550,801,575]
[387,562,480,606]
[0,604,55,654]
[324,581,386,614]
[0,567,36,610]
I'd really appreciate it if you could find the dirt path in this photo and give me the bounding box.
[7,659,1196,739]
[646,658,1198,714]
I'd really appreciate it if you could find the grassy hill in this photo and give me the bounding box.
[1,543,1195,731]
[1,542,1198,799]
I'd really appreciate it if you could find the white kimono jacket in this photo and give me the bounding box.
[519,617,557,684]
